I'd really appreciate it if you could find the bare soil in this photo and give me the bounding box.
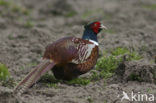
[0,0,156,103]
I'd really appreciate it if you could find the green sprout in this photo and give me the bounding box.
[0,63,10,81]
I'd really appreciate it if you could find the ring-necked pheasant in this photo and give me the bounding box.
[14,21,107,95]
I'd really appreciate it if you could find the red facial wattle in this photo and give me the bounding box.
[91,22,101,34]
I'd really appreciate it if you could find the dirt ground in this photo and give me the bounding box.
[0,0,156,103]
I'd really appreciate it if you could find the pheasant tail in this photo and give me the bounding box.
[13,59,55,95]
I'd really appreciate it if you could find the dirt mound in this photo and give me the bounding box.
[116,61,156,83]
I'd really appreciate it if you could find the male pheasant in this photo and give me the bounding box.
[14,21,107,95]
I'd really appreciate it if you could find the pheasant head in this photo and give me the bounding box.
[82,21,107,42]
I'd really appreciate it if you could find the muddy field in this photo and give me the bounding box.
[0,0,156,103]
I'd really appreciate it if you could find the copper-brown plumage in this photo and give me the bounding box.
[14,21,107,95]
[44,36,99,80]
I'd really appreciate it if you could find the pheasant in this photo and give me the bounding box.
[14,21,107,95]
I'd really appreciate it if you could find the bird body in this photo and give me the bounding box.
[14,21,107,95]
[44,36,99,80]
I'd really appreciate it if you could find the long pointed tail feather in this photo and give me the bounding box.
[13,59,55,95]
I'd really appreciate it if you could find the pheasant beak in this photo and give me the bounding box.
[100,24,107,29]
